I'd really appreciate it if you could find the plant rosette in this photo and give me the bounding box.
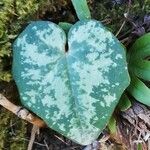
[127,33,150,106]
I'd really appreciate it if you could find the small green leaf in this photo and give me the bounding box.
[71,0,91,20]
[127,74,150,106]
[58,22,72,34]
[108,116,117,134]
[127,33,150,63]
[118,94,131,111]
[130,60,150,81]
[130,33,150,52]
[131,46,150,60]
[13,20,130,145]
[137,143,142,150]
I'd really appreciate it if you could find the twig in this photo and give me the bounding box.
[115,0,131,37]
[27,125,39,150]
[120,37,130,43]
[44,139,49,150]
[148,139,150,150]
[115,20,126,37]
[14,137,46,147]
[0,94,46,128]
[54,135,70,146]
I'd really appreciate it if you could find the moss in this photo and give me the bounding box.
[0,82,27,149]
[0,108,27,150]
[0,0,72,82]
[0,0,42,82]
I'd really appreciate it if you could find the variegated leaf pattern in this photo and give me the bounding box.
[13,20,130,145]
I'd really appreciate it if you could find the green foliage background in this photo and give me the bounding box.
[0,0,150,149]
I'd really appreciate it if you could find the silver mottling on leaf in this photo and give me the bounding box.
[13,20,130,145]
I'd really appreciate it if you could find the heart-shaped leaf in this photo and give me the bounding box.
[13,20,130,145]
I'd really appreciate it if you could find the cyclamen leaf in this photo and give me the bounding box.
[13,20,130,145]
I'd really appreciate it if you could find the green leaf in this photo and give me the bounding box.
[71,0,91,20]
[130,60,150,81]
[118,94,131,111]
[58,22,72,34]
[108,116,117,134]
[127,33,150,63]
[127,74,150,106]
[137,143,142,150]
[13,20,130,145]
[127,33,150,106]
[130,45,150,60]
[129,33,150,53]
